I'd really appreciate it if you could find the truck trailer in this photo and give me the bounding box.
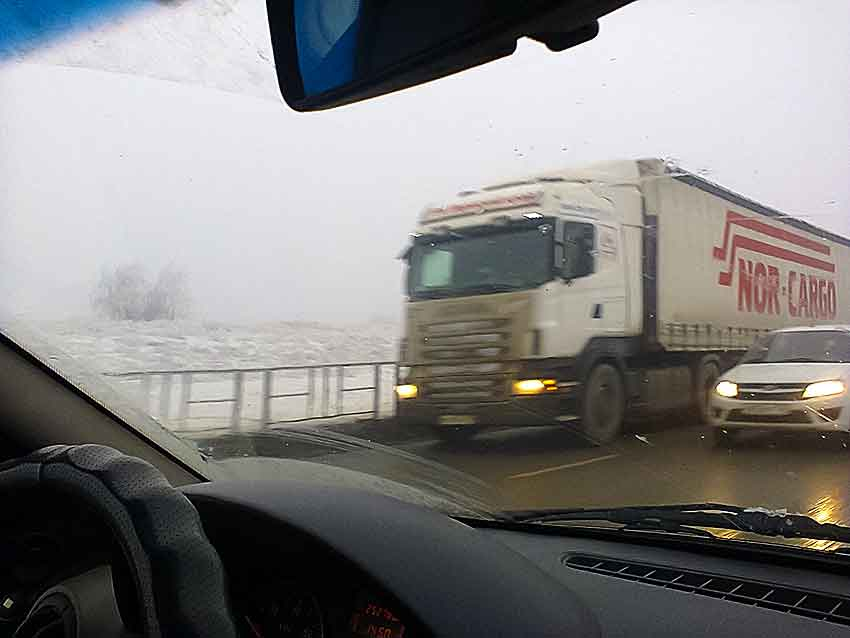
[395,159,850,443]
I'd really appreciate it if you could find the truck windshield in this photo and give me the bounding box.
[741,331,850,364]
[408,225,553,300]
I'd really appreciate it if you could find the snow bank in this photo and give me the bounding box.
[26,318,399,373]
[18,318,401,432]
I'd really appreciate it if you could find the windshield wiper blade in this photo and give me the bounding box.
[413,283,525,299]
[461,282,526,293]
[509,503,850,545]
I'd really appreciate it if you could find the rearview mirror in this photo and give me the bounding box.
[267,0,635,111]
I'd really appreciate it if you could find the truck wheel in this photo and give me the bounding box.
[581,363,625,445]
[695,360,720,424]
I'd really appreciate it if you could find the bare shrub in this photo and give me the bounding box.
[92,263,190,320]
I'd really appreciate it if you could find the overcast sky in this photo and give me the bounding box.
[1,0,848,324]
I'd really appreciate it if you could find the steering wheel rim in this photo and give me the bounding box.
[0,444,237,638]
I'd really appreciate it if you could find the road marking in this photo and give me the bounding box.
[507,454,620,480]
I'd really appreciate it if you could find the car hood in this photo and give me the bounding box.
[725,363,850,385]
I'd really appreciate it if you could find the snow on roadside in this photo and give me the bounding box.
[24,318,399,374]
[10,318,401,432]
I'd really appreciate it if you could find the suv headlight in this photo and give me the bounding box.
[802,380,846,399]
[714,381,738,398]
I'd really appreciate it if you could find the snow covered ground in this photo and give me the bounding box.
[24,319,400,431]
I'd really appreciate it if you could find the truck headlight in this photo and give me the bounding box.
[512,379,557,395]
[394,384,418,400]
[802,380,846,399]
[714,381,738,398]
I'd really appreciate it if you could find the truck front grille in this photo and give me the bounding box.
[418,318,512,402]
[421,318,511,362]
[420,376,510,403]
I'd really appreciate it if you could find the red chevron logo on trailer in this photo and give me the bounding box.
[712,210,838,319]
[713,211,834,286]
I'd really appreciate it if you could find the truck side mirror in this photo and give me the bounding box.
[553,240,566,279]
[399,245,413,295]
[578,239,595,278]
[559,222,596,281]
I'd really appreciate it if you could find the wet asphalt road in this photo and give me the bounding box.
[382,418,850,546]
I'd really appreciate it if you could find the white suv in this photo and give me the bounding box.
[710,326,850,447]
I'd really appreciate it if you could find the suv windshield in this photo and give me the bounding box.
[2,1,850,555]
[408,224,554,300]
[742,331,850,364]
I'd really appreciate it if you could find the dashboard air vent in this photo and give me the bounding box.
[563,553,850,627]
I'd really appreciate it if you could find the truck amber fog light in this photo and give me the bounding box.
[394,384,418,399]
[512,379,557,396]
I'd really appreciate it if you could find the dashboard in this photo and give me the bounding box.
[185,481,850,638]
[5,478,850,637]
[223,539,423,638]
[232,577,414,638]
[195,485,430,638]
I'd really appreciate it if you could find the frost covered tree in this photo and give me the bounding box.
[143,264,191,321]
[92,263,190,321]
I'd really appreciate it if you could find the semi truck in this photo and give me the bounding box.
[395,158,850,443]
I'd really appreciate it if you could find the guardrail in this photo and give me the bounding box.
[105,361,399,430]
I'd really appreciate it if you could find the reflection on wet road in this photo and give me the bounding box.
[387,420,850,549]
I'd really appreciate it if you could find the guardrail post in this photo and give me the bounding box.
[231,371,243,431]
[306,367,316,417]
[373,364,381,419]
[158,373,172,423]
[337,366,344,415]
[322,367,330,417]
[260,370,272,428]
[179,372,192,425]
[140,374,152,413]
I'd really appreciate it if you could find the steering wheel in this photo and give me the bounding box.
[0,444,238,638]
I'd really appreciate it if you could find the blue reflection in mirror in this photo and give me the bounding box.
[294,0,361,95]
[0,0,147,60]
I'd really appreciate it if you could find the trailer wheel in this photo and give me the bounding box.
[581,363,625,445]
[695,359,721,424]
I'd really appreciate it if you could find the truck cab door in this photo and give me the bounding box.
[595,223,627,334]
[542,221,626,358]
[539,221,596,357]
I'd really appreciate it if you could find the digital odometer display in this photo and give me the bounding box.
[349,599,406,638]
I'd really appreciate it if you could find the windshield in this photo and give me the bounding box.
[742,331,850,364]
[2,1,850,554]
[408,225,554,300]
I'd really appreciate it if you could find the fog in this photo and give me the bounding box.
[1,0,848,324]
